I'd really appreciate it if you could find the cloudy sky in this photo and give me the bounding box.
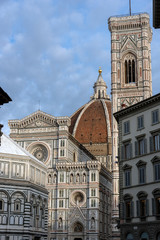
[1,0,160,134]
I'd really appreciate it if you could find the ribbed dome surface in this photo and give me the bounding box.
[69,99,112,144]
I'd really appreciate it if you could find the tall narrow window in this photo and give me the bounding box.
[91,172,96,182]
[152,189,160,219]
[136,161,147,185]
[137,191,148,220]
[155,163,160,181]
[132,60,135,82]
[125,170,131,187]
[125,60,128,83]
[152,109,159,124]
[0,200,3,211]
[124,54,136,84]
[129,60,132,83]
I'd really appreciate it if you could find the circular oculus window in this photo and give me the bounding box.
[71,191,86,206]
[31,144,48,162]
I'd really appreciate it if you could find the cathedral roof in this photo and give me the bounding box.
[69,69,112,144]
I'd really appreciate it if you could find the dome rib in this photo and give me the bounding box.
[70,99,111,145]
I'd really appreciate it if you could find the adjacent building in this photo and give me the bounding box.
[8,109,112,240]
[114,93,160,240]
[0,134,48,240]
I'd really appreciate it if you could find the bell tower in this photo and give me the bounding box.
[108,13,152,239]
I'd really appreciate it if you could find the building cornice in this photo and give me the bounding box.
[114,93,160,123]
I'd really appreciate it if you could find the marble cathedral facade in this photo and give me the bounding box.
[8,112,112,240]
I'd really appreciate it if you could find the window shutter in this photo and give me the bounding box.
[144,138,147,154]
[136,200,140,217]
[135,141,138,156]
[121,202,125,219]
[131,201,134,218]
[150,136,154,152]
[146,199,149,216]
[152,198,156,215]
[124,202,126,219]
[129,143,132,158]
[121,146,124,160]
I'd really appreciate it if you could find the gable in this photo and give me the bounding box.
[121,37,136,53]
[9,110,58,129]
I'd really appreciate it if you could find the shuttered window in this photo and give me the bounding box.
[136,199,149,218]
[135,138,147,156]
[137,115,144,130]
[152,109,159,124]
[125,170,131,187]
[124,121,130,135]
[150,134,160,152]
[139,167,145,184]
[155,163,160,181]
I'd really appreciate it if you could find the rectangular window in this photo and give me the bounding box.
[156,197,160,215]
[154,134,160,151]
[91,199,96,208]
[126,201,131,218]
[60,139,65,147]
[124,121,130,135]
[121,142,132,160]
[125,143,131,159]
[139,167,145,184]
[91,173,96,182]
[150,134,160,152]
[125,170,131,187]
[139,139,145,155]
[59,189,64,198]
[59,173,64,183]
[152,109,159,124]
[60,149,65,157]
[91,189,96,197]
[137,115,144,130]
[135,138,147,156]
[59,200,64,208]
[140,199,146,217]
[155,163,160,181]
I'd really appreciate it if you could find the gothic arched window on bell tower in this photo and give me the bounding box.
[124,53,136,85]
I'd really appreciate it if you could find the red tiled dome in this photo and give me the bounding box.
[69,99,112,144]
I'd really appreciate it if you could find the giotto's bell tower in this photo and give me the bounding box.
[109,13,152,110]
[108,13,152,240]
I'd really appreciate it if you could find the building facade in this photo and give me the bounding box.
[9,110,112,240]
[108,13,152,239]
[114,93,160,240]
[0,134,48,240]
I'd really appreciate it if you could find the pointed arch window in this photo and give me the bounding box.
[124,54,136,84]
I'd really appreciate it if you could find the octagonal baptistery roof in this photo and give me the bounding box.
[69,69,112,166]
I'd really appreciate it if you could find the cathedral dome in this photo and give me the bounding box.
[69,69,112,167]
[69,98,112,144]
